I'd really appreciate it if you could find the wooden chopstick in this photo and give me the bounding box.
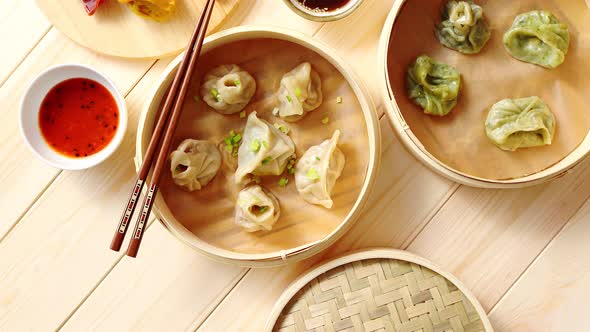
[109,0,216,255]
[125,0,217,258]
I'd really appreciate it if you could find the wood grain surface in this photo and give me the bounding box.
[35,0,240,58]
[2,0,590,331]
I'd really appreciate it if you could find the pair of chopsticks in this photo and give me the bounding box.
[110,0,216,257]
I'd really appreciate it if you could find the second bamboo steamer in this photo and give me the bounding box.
[379,0,590,188]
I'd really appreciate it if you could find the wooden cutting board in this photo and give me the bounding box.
[35,0,239,58]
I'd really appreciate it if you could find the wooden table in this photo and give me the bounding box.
[1,1,589,331]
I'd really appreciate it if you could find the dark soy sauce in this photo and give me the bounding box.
[296,0,352,11]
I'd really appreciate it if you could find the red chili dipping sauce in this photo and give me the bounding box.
[39,78,119,158]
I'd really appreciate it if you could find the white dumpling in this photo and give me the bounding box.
[170,139,221,191]
[295,131,345,209]
[235,185,281,232]
[277,62,323,122]
[218,141,238,172]
[235,112,295,185]
[200,64,256,114]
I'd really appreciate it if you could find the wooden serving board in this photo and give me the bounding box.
[35,0,239,58]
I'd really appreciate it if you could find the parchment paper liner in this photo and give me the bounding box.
[153,39,371,255]
[387,0,590,180]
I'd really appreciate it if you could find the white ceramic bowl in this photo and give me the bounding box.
[19,64,127,170]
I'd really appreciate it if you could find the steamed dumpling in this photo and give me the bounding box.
[503,11,570,69]
[118,0,175,22]
[235,112,295,185]
[200,64,256,114]
[295,131,345,209]
[407,55,461,116]
[485,96,556,152]
[170,139,221,191]
[277,62,323,122]
[436,0,491,54]
[235,185,280,232]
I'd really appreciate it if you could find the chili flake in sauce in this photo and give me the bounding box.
[38,78,119,158]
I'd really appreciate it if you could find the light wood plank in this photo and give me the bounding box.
[0,28,154,239]
[0,0,51,85]
[311,0,393,115]
[60,222,245,332]
[197,115,454,332]
[0,55,165,332]
[489,198,590,332]
[408,157,590,312]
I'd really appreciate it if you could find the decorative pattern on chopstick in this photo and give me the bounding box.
[119,180,143,233]
[110,179,144,251]
[126,183,157,257]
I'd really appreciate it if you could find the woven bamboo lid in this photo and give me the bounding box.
[267,249,492,332]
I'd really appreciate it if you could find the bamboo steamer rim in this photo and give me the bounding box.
[135,26,381,267]
[378,0,590,189]
[265,248,494,332]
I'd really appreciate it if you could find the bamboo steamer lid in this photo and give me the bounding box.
[135,26,381,267]
[378,0,590,188]
[267,248,493,332]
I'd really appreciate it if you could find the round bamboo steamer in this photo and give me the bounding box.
[378,0,590,189]
[266,248,493,332]
[135,26,381,267]
[35,0,239,58]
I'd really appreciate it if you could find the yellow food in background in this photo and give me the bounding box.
[118,0,176,22]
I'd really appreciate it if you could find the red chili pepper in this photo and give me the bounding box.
[83,0,105,16]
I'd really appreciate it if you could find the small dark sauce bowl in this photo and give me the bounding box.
[282,0,364,22]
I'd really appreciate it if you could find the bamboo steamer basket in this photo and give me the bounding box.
[378,0,590,189]
[266,248,493,331]
[136,26,380,267]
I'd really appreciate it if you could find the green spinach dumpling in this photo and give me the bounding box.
[503,11,570,69]
[485,96,556,152]
[436,0,491,54]
[406,55,461,116]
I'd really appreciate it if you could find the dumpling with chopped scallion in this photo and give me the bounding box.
[170,139,221,191]
[200,64,256,114]
[436,0,491,54]
[485,96,556,152]
[235,185,281,232]
[235,112,295,185]
[406,55,461,116]
[277,62,323,122]
[295,130,345,209]
[503,11,570,69]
